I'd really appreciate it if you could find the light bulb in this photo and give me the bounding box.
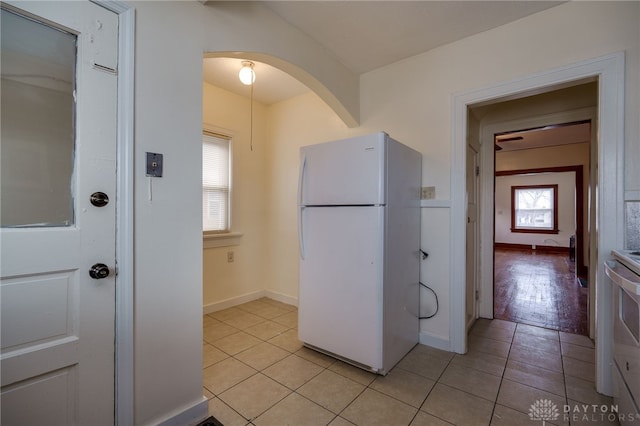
[239,62,255,85]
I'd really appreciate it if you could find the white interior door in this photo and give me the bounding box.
[1,2,118,425]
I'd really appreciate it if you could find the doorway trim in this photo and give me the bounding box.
[451,52,624,395]
[93,0,135,424]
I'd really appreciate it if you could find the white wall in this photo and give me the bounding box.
[132,2,204,424]
[358,0,638,345]
[495,172,575,247]
[131,2,360,423]
[264,91,354,297]
[128,1,638,423]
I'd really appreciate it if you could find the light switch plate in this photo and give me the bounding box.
[146,152,163,177]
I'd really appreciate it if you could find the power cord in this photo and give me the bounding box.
[419,249,439,319]
[419,281,439,319]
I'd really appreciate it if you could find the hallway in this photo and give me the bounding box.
[493,248,589,335]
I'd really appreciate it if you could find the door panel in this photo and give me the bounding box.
[1,273,76,350]
[0,2,117,425]
[2,366,78,426]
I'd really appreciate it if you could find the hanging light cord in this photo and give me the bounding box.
[250,79,254,151]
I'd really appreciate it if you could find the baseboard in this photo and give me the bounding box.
[419,330,451,352]
[156,396,209,426]
[494,242,570,255]
[203,290,266,314]
[203,290,298,314]
[264,290,298,307]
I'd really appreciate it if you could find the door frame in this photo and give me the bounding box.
[92,1,135,424]
[451,52,625,396]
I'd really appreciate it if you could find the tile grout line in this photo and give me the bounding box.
[206,304,304,424]
[486,325,516,426]
[416,349,459,425]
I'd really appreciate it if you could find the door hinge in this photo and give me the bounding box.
[475,166,480,176]
[475,290,480,301]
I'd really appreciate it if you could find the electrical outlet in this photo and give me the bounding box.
[227,251,234,263]
[421,186,436,200]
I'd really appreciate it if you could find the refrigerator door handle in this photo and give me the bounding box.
[298,154,307,259]
[299,206,306,260]
[298,153,307,206]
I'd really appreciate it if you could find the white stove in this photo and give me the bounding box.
[607,250,640,425]
[613,249,640,276]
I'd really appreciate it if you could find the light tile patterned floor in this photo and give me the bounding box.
[203,298,617,426]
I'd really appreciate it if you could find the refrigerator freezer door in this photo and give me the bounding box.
[299,133,386,206]
[298,206,384,371]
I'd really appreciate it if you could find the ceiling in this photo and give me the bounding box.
[203,58,309,106]
[203,1,563,105]
[203,1,586,153]
[495,122,592,152]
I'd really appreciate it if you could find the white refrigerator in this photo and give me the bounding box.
[297,132,421,375]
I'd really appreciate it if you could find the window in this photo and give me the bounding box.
[202,132,231,232]
[511,184,558,234]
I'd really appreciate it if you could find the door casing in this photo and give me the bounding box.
[451,52,625,397]
[93,1,136,424]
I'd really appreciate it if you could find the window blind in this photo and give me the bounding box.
[202,133,230,232]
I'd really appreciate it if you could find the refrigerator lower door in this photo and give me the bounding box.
[298,206,384,371]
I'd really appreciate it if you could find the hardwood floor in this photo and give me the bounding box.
[493,248,589,335]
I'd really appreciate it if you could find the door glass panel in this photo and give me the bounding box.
[1,8,76,227]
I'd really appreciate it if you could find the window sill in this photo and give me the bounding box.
[510,228,559,235]
[203,231,243,249]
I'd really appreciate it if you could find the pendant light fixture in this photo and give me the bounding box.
[238,61,256,86]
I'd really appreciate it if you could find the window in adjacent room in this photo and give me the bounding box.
[202,132,231,232]
[511,184,558,234]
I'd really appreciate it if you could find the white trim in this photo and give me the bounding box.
[452,53,625,397]
[203,231,243,249]
[203,290,266,314]
[418,331,450,352]
[625,191,640,201]
[156,397,209,426]
[203,290,298,315]
[92,1,135,424]
[450,85,469,355]
[420,200,451,208]
[264,290,299,307]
